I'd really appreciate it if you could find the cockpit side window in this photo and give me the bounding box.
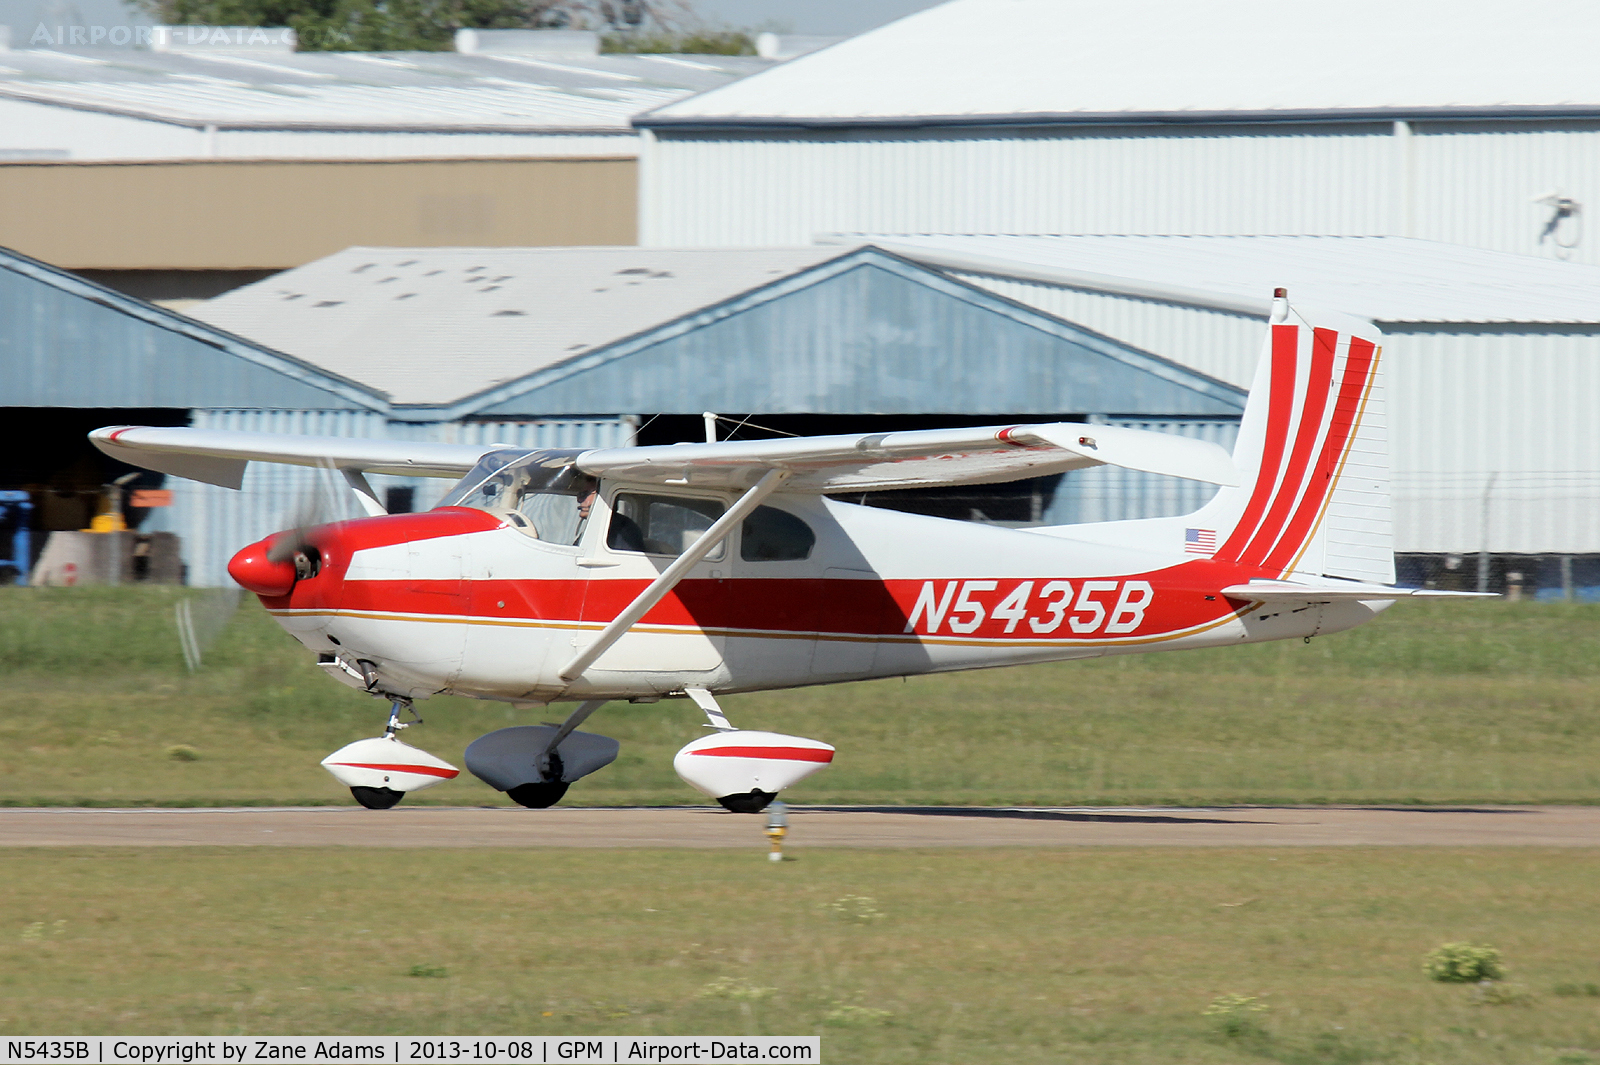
[741,505,815,561]
[607,493,726,560]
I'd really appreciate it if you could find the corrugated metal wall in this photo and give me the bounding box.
[643,126,1396,246]
[1412,123,1600,263]
[933,273,1600,553]
[163,413,634,586]
[642,122,1600,266]
[1384,328,1600,554]
[950,273,1266,387]
[1046,417,1239,525]
[0,257,378,409]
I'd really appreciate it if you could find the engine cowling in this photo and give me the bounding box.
[673,730,834,813]
[320,735,460,793]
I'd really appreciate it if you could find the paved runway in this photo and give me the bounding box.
[0,804,1598,848]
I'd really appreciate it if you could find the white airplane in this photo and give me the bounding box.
[92,292,1473,812]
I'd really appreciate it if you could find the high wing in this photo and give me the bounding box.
[92,420,1237,494]
[577,422,1237,492]
[89,426,493,490]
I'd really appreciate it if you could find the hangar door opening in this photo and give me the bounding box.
[640,412,1240,527]
[0,407,189,575]
[639,412,1080,524]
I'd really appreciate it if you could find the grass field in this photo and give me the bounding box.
[1,588,1598,807]
[4,846,1600,1062]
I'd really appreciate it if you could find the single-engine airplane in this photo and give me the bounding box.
[91,292,1476,812]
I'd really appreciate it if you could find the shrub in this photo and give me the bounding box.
[1202,993,1268,1037]
[1472,981,1532,1006]
[407,964,448,978]
[820,895,885,923]
[1423,942,1504,983]
[696,977,774,1001]
[166,745,200,762]
[823,996,891,1026]
[1554,982,1600,997]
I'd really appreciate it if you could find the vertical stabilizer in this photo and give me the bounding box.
[1191,293,1393,585]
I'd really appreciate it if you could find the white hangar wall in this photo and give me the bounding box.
[948,273,1600,555]
[639,122,1600,266]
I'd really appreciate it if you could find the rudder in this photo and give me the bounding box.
[1191,292,1392,584]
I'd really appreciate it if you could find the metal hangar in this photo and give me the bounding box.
[0,240,1244,585]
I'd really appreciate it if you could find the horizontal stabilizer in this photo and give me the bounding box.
[1221,580,1495,602]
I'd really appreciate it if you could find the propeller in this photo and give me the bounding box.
[264,459,360,570]
[175,586,243,672]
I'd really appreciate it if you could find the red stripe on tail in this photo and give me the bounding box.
[1214,324,1300,563]
[1262,336,1379,575]
[1237,327,1338,567]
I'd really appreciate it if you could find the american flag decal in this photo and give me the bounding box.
[1185,528,1217,555]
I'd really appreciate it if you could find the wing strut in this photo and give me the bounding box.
[340,468,387,517]
[558,468,791,683]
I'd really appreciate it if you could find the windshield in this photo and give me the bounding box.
[436,448,592,545]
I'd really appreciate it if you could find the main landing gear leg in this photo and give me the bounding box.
[348,696,421,811]
[506,699,607,809]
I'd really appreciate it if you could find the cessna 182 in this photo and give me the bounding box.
[91,292,1470,812]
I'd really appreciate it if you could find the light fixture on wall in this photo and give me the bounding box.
[1533,190,1582,257]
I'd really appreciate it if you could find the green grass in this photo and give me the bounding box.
[4,846,1600,1063]
[1,588,1597,807]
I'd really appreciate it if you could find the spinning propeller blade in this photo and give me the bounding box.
[264,458,356,564]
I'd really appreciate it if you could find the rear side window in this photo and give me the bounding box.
[741,506,815,562]
[609,493,726,560]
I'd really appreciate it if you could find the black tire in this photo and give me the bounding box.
[717,789,778,814]
[507,780,570,809]
[351,786,403,810]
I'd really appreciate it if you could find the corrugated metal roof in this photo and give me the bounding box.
[640,0,1600,128]
[0,48,771,131]
[187,246,852,406]
[829,235,1600,324]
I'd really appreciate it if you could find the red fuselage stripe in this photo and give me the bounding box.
[1238,325,1338,567]
[304,561,1252,642]
[1262,335,1378,575]
[690,747,835,762]
[1215,324,1300,562]
[329,761,460,778]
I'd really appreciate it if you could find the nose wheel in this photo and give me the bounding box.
[350,785,404,810]
[344,698,423,808]
[321,696,460,809]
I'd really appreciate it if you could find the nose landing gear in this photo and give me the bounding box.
[321,696,461,809]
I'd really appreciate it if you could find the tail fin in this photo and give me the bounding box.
[1192,292,1393,584]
